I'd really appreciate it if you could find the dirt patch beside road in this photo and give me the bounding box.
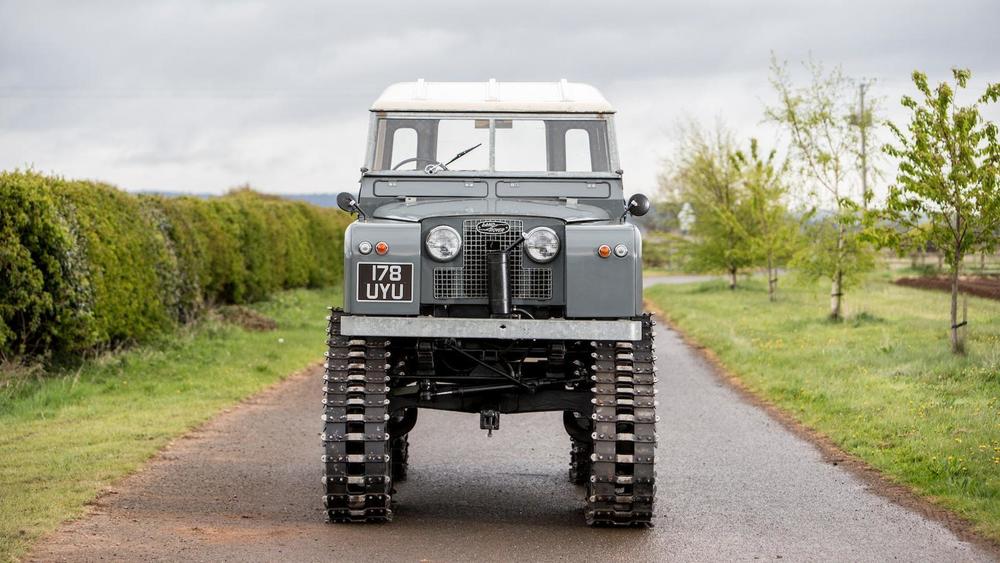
[894,276,1000,301]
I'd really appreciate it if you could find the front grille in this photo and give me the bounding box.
[433,218,553,300]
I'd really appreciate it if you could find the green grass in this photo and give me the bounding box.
[0,287,341,562]
[647,277,1000,541]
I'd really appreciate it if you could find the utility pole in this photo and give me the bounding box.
[856,81,871,210]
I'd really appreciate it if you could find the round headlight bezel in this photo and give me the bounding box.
[524,227,560,263]
[425,225,462,262]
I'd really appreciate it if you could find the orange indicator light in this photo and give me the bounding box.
[598,244,611,258]
[375,241,389,255]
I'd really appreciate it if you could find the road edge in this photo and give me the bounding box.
[644,300,1000,558]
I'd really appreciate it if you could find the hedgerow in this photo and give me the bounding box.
[0,170,350,360]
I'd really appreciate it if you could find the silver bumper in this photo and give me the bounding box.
[340,315,642,341]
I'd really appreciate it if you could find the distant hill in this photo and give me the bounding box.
[282,194,340,208]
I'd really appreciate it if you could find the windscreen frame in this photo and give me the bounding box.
[366,111,620,175]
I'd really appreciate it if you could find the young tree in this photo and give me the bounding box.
[731,139,801,301]
[766,56,875,320]
[672,124,754,288]
[880,68,1000,353]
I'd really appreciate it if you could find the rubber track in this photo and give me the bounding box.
[586,313,657,526]
[322,309,393,522]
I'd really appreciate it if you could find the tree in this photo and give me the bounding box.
[879,68,1000,353]
[672,124,754,288]
[766,56,875,320]
[731,139,801,301]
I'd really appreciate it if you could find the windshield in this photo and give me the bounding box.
[372,116,611,173]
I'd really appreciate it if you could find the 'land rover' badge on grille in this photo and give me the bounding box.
[476,220,510,235]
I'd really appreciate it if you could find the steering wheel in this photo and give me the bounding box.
[391,157,449,174]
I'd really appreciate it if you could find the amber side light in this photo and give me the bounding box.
[598,244,611,258]
[375,241,389,255]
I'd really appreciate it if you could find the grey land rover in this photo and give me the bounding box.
[325,80,656,526]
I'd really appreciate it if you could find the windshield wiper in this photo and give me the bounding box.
[444,143,482,167]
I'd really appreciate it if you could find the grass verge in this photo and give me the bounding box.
[646,277,1000,542]
[0,287,341,562]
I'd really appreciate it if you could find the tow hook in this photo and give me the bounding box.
[480,409,500,437]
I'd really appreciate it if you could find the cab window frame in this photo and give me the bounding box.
[368,112,618,175]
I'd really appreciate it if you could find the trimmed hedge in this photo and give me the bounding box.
[0,171,350,359]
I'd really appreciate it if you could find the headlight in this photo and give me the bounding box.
[425,225,462,261]
[524,227,559,263]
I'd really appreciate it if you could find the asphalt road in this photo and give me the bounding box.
[29,279,994,561]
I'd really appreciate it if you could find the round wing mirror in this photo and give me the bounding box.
[336,192,358,213]
[627,193,651,217]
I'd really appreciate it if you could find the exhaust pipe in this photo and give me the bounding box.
[487,251,512,317]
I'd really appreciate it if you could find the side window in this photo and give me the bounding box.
[391,127,418,169]
[564,129,592,172]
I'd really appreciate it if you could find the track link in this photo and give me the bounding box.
[391,434,409,482]
[586,313,657,526]
[569,437,592,485]
[322,309,393,523]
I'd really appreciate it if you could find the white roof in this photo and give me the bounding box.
[370,79,615,113]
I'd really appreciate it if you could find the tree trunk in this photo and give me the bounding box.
[729,267,737,290]
[830,270,843,320]
[830,225,845,320]
[950,261,962,354]
[767,253,776,302]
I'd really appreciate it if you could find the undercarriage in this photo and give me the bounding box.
[321,309,657,526]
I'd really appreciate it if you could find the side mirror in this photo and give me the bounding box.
[336,191,367,221]
[627,193,650,217]
[336,191,358,213]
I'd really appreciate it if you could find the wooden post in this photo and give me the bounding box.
[961,292,968,353]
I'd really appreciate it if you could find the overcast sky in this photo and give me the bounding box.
[1,0,998,196]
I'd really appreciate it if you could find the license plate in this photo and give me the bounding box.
[357,263,413,302]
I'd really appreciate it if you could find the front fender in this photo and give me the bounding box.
[565,224,641,318]
[344,222,421,315]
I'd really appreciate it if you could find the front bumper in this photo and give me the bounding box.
[340,315,642,341]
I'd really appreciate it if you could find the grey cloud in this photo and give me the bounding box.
[1,0,998,193]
